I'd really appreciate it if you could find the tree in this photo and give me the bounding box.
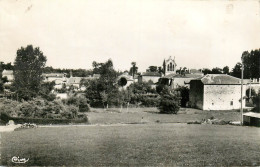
[162,60,166,75]
[242,49,260,79]
[211,67,223,74]
[231,62,242,78]
[223,66,230,74]
[202,68,211,75]
[148,66,158,72]
[86,59,118,107]
[157,87,181,114]
[130,62,138,78]
[13,45,47,100]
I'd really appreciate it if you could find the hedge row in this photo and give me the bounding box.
[0,112,88,125]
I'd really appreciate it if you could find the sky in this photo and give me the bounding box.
[0,0,260,72]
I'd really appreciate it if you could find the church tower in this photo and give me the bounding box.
[164,56,177,75]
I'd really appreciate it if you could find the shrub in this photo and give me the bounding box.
[63,96,90,112]
[157,87,181,114]
[0,99,20,117]
[17,101,37,117]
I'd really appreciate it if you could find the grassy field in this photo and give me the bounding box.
[1,123,260,166]
[87,107,242,124]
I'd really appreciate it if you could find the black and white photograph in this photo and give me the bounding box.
[0,0,260,166]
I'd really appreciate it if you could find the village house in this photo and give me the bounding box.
[138,72,161,83]
[189,74,246,110]
[159,69,204,89]
[117,73,134,89]
[2,69,14,82]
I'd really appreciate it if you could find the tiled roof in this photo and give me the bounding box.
[142,72,161,77]
[163,73,203,79]
[67,77,83,84]
[193,74,242,85]
[43,73,64,78]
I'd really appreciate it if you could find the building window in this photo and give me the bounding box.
[230,101,233,106]
[167,64,169,71]
[170,63,173,71]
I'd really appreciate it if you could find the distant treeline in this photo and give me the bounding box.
[43,66,93,77]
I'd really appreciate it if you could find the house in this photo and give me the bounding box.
[159,70,204,89]
[42,73,67,83]
[138,72,161,83]
[117,73,134,89]
[189,74,246,110]
[67,77,85,89]
[2,70,14,82]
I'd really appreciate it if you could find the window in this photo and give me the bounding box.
[170,63,173,71]
[230,101,233,106]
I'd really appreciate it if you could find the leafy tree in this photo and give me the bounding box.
[242,49,260,79]
[157,87,181,114]
[211,67,223,74]
[100,91,108,109]
[39,81,56,101]
[162,60,166,75]
[85,59,118,107]
[129,62,138,78]
[202,68,211,75]
[148,66,158,72]
[223,66,230,74]
[0,62,14,70]
[13,45,47,100]
[118,77,127,87]
[231,62,242,78]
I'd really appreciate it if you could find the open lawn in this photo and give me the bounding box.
[87,107,242,124]
[1,124,260,166]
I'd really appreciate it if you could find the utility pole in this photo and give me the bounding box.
[240,59,244,125]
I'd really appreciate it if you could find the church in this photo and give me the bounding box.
[164,56,177,75]
[159,56,204,89]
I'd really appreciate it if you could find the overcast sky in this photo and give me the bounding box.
[0,0,260,72]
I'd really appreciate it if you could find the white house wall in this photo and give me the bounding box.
[142,76,160,83]
[203,85,246,110]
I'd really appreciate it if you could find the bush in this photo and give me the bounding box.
[63,96,90,112]
[0,99,20,117]
[0,98,82,121]
[157,87,181,114]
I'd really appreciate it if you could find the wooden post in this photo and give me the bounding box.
[241,63,244,125]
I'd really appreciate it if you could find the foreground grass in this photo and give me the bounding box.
[1,124,260,166]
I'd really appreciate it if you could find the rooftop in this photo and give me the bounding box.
[192,74,243,85]
[141,72,161,77]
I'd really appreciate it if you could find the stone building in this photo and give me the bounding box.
[164,56,177,75]
[189,74,246,110]
[159,69,204,89]
[138,72,161,83]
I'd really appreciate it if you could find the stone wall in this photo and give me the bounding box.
[203,85,246,110]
